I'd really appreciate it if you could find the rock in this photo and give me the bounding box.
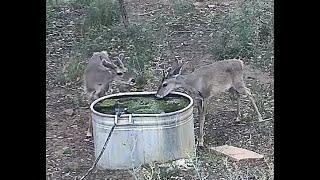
[62,108,74,116]
[67,162,79,171]
[193,2,205,7]
[208,4,216,8]
[209,145,264,161]
[62,146,72,155]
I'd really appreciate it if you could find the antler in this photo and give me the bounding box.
[161,69,165,82]
[113,53,125,68]
[101,58,118,69]
[167,56,185,76]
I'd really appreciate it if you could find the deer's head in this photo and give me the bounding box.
[85,51,136,101]
[155,61,184,98]
[100,52,136,86]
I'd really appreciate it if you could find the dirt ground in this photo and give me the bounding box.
[46,0,274,179]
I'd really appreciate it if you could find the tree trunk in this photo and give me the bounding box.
[118,0,129,29]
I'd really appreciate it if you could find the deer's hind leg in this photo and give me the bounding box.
[234,83,263,122]
[228,87,241,121]
[194,96,206,147]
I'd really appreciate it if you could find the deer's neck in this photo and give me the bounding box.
[176,74,200,94]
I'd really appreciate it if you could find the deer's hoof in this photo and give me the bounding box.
[86,131,92,137]
[198,141,204,147]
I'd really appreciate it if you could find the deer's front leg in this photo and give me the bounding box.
[86,96,97,137]
[86,114,93,137]
[236,92,241,122]
[198,97,206,147]
[232,89,241,122]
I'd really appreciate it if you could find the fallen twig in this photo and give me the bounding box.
[78,106,89,109]
[236,118,273,126]
[256,117,273,123]
[169,30,193,36]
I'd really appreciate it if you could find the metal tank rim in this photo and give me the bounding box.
[90,91,194,117]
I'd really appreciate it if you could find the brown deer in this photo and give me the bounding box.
[155,59,263,146]
[84,51,135,137]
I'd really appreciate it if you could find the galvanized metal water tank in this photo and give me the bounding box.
[90,91,196,170]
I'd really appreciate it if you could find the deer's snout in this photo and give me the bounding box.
[155,93,163,99]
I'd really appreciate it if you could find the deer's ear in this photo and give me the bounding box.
[113,55,125,68]
[101,59,117,69]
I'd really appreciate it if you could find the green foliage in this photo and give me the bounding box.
[84,0,121,28]
[172,0,196,16]
[55,0,273,87]
[72,0,94,6]
[61,23,155,87]
[210,0,274,69]
[55,53,85,84]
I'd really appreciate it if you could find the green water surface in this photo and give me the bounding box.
[94,94,190,114]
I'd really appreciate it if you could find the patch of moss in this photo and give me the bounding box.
[98,98,117,108]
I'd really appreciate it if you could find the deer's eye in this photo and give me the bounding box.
[117,72,123,76]
[162,83,167,87]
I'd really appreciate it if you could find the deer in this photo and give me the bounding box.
[155,59,263,147]
[83,51,136,137]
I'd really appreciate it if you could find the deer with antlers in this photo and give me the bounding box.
[155,59,263,146]
[83,51,136,137]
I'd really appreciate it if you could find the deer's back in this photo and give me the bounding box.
[84,56,113,94]
[193,59,244,97]
[198,59,243,73]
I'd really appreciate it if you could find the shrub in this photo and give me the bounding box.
[84,0,121,28]
[210,0,274,69]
